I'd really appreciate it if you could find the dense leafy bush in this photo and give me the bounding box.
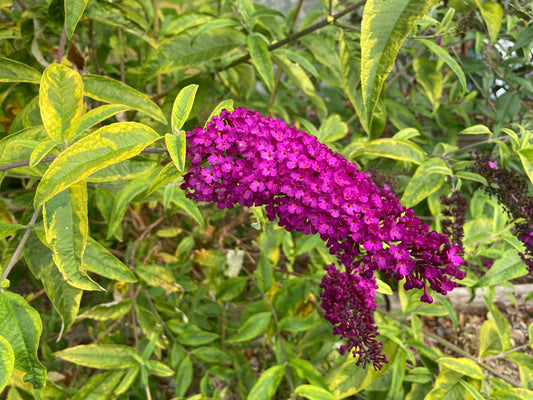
[1,0,533,398]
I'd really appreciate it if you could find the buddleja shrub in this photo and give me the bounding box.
[1,0,533,399]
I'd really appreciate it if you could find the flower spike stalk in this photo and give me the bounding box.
[182,107,465,369]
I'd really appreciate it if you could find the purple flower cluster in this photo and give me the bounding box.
[182,107,464,368]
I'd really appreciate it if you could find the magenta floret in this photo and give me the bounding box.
[182,107,464,369]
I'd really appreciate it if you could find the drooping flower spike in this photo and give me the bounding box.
[182,107,465,369]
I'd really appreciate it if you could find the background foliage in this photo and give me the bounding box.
[1,0,533,398]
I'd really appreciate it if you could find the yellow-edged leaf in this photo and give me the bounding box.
[82,75,167,124]
[34,122,159,206]
[43,182,101,291]
[39,64,83,142]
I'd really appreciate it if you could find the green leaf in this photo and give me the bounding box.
[39,64,83,142]
[300,34,342,82]
[65,104,131,142]
[388,349,406,400]
[217,276,248,301]
[473,250,528,288]
[0,335,14,393]
[191,18,239,43]
[135,264,181,293]
[376,278,393,295]
[107,178,152,239]
[166,133,187,173]
[82,75,167,124]
[247,33,274,93]
[401,158,449,208]
[0,221,25,239]
[505,352,533,389]
[0,58,41,83]
[176,330,220,346]
[476,0,503,44]
[205,99,234,126]
[361,0,433,130]
[413,56,442,109]
[84,0,155,46]
[29,139,58,168]
[484,297,511,351]
[227,312,271,343]
[417,39,468,93]
[146,360,174,377]
[143,28,245,79]
[175,356,193,397]
[190,346,232,364]
[43,183,102,291]
[114,367,139,396]
[351,138,426,165]
[70,370,125,400]
[0,291,47,388]
[87,157,157,183]
[171,189,205,228]
[454,171,488,185]
[458,380,486,400]
[278,316,317,333]
[78,300,131,321]
[171,84,199,134]
[34,122,159,206]
[0,126,48,166]
[437,357,483,380]
[289,359,328,389]
[146,162,183,195]
[65,0,89,39]
[460,124,492,135]
[317,114,348,143]
[24,231,82,338]
[272,54,327,121]
[54,344,140,369]
[247,365,284,400]
[340,34,367,136]
[294,384,335,400]
[479,320,502,357]
[273,48,319,78]
[83,237,137,282]
[393,128,420,140]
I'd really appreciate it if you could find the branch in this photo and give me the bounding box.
[219,0,366,72]
[0,206,42,284]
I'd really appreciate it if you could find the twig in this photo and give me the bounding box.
[443,136,509,157]
[88,20,101,75]
[151,82,176,101]
[56,25,68,64]
[480,343,531,361]
[0,206,42,284]
[117,28,126,83]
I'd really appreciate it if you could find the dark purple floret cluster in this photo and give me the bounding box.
[472,154,533,271]
[182,107,465,369]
